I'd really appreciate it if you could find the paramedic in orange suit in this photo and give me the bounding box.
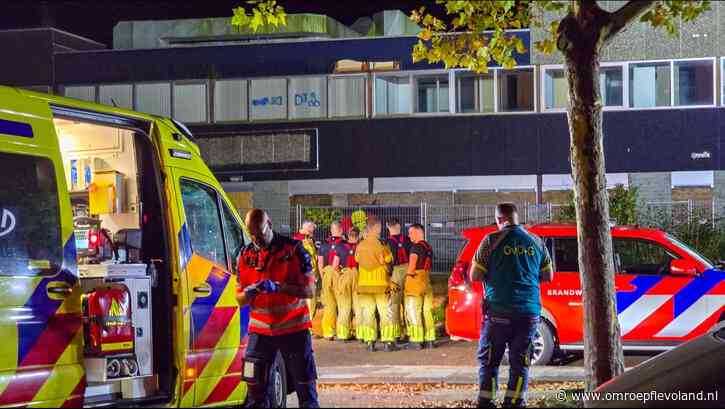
[236,209,320,408]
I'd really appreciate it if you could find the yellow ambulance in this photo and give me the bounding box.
[0,86,287,407]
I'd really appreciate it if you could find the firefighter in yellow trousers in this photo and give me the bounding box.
[293,221,319,325]
[385,219,411,342]
[404,223,436,350]
[318,221,346,340]
[355,219,399,352]
[333,228,358,341]
[347,228,364,342]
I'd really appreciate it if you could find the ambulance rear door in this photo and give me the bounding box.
[0,87,84,407]
[152,119,247,407]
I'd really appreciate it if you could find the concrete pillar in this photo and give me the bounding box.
[252,181,291,233]
[628,172,672,204]
[628,172,672,225]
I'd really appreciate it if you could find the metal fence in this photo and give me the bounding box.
[234,199,721,275]
[639,200,716,228]
[294,202,553,274]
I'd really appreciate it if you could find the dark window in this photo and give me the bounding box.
[221,202,245,272]
[498,68,534,111]
[0,153,62,276]
[613,239,676,275]
[180,179,227,267]
[554,238,579,272]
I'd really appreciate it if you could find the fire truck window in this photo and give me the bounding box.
[179,179,227,267]
[221,202,245,273]
[553,238,579,272]
[613,239,676,275]
[0,152,62,276]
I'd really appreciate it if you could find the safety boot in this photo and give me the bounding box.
[383,342,399,352]
[407,342,424,351]
[366,341,376,352]
[425,341,436,350]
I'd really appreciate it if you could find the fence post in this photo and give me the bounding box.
[420,202,427,229]
[547,202,552,223]
[713,198,716,228]
[295,204,302,232]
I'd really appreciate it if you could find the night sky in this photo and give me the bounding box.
[1,0,440,47]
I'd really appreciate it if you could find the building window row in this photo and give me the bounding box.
[542,57,716,111]
[62,57,723,124]
[63,76,366,124]
[374,68,534,116]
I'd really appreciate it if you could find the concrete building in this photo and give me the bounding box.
[2,4,725,220]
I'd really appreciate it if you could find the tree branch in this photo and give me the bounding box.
[603,0,656,42]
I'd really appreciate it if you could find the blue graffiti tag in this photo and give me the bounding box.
[294,92,321,107]
[252,96,283,107]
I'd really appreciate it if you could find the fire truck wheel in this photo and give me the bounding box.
[107,359,121,378]
[267,352,287,408]
[122,358,140,377]
[531,321,555,366]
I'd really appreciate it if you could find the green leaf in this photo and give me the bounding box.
[514,37,527,54]
[250,8,264,31]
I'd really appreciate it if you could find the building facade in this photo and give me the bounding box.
[3,4,725,221]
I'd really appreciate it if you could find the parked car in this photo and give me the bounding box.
[591,322,725,408]
[446,224,725,365]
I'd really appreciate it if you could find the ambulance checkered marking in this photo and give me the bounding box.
[191,265,232,347]
[183,254,245,405]
[1,236,82,407]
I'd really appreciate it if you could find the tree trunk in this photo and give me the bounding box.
[560,11,625,393]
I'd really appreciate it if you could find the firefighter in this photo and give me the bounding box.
[333,227,358,341]
[355,219,398,352]
[317,221,346,340]
[293,220,320,326]
[236,209,319,408]
[403,223,436,350]
[385,218,411,342]
[469,203,553,408]
[345,228,362,341]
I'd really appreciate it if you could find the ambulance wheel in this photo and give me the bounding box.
[268,352,287,408]
[531,322,555,366]
[107,359,121,378]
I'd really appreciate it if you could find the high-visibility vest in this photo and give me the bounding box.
[237,234,314,336]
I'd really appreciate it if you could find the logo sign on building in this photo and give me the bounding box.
[0,208,16,238]
[249,79,287,121]
[289,76,327,119]
[690,151,711,160]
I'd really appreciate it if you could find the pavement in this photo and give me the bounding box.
[317,364,585,384]
[288,338,654,407]
[312,337,652,369]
